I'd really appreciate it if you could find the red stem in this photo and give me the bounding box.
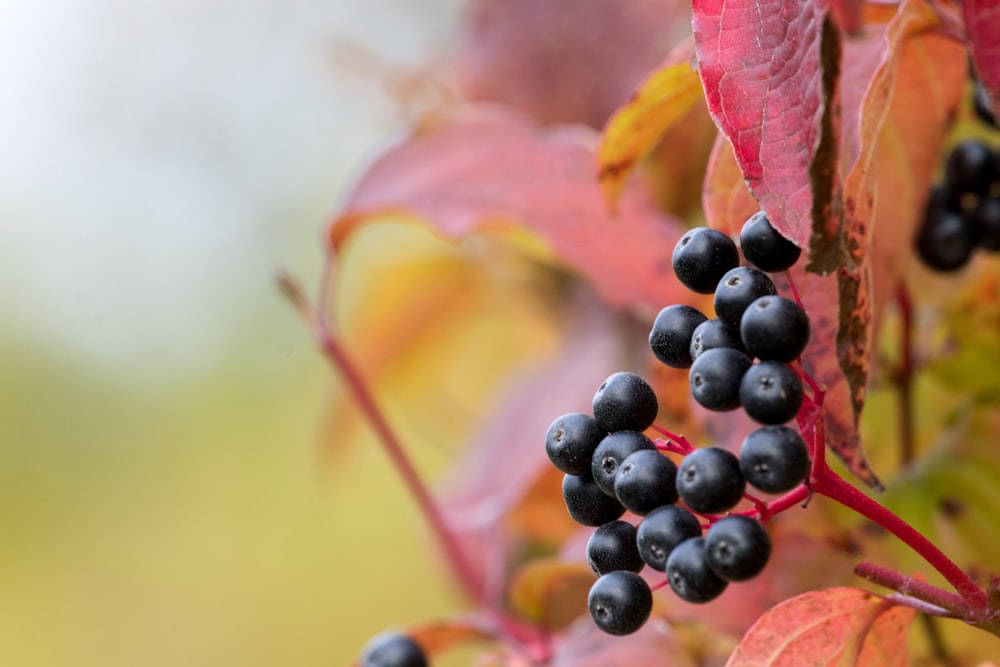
[854,561,968,617]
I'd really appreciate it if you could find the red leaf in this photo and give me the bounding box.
[551,617,697,667]
[963,0,1000,110]
[329,109,690,313]
[454,0,691,129]
[692,0,832,252]
[725,588,916,666]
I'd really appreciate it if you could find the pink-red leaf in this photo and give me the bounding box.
[963,0,1000,111]
[726,588,916,667]
[551,617,697,667]
[692,0,831,252]
[329,109,690,313]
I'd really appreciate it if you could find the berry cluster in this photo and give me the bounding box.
[916,139,1000,272]
[546,212,814,636]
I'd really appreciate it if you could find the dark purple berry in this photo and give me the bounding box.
[586,520,644,575]
[360,632,428,667]
[614,449,679,515]
[689,318,746,362]
[740,295,810,362]
[713,267,778,331]
[971,195,1000,251]
[592,431,657,497]
[689,347,752,412]
[676,447,746,514]
[649,304,708,369]
[739,210,802,272]
[916,207,976,272]
[672,227,741,294]
[739,361,804,425]
[546,413,606,476]
[588,570,653,636]
[592,371,658,433]
[704,516,771,582]
[636,505,703,571]
[946,139,997,196]
[665,537,728,603]
[563,474,626,526]
[740,425,810,493]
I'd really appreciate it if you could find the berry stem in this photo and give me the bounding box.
[784,269,804,310]
[654,438,692,455]
[650,424,695,453]
[853,561,968,617]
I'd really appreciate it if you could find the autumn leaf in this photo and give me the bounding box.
[507,558,593,631]
[725,588,916,667]
[597,42,703,211]
[962,0,1000,111]
[454,0,692,129]
[329,108,692,314]
[692,0,833,254]
[551,616,698,667]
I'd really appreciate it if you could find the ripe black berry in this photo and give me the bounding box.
[675,447,746,513]
[740,425,810,493]
[592,372,659,433]
[739,361,804,425]
[588,570,653,636]
[672,227,741,294]
[614,449,679,515]
[740,295,810,362]
[916,207,976,272]
[562,474,626,526]
[592,431,657,496]
[689,318,746,362]
[545,413,606,476]
[739,210,802,272]
[971,196,1000,251]
[586,520,644,575]
[704,516,771,582]
[359,632,428,667]
[649,304,708,369]
[713,267,778,331]
[945,139,998,196]
[688,347,752,411]
[665,537,728,603]
[636,505,703,571]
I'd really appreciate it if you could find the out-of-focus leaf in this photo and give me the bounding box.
[725,588,915,667]
[963,0,1000,111]
[454,0,691,129]
[830,0,862,35]
[701,134,758,234]
[692,0,833,253]
[551,616,698,667]
[329,109,691,314]
[597,48,703,211]
[506,558,593,631]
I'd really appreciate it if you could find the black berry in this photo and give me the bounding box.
[675,447,746,514]
[562,474,626,526]
[359,632,428,667]
[545,413,606,476]
[591,431,657,497]
[672,227,741,294]
[586,520,644,575]
[704,516,772,582]
[592,372,659,433]
[689,318,746,362]
[740,425,810,493]
[614,449,679,515]
[636,505,703,571]
[739,361,804,425]
[689,347,752,411]
[649,304,708,369]
[916,206,977,272]
[665,537,728,603]
[945,139,997,196]
[739,210,802,272]
[740,295,810,362]
[971,196,1000,251]
[588,570,653,636]
[713,267,778,331]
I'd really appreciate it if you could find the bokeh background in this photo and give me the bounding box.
[0,1,470,664]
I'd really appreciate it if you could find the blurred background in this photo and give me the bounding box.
[0,0,469,664]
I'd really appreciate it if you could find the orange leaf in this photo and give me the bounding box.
[598,43,703,211]
[507,558,594,631]
[726,588,916,667]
